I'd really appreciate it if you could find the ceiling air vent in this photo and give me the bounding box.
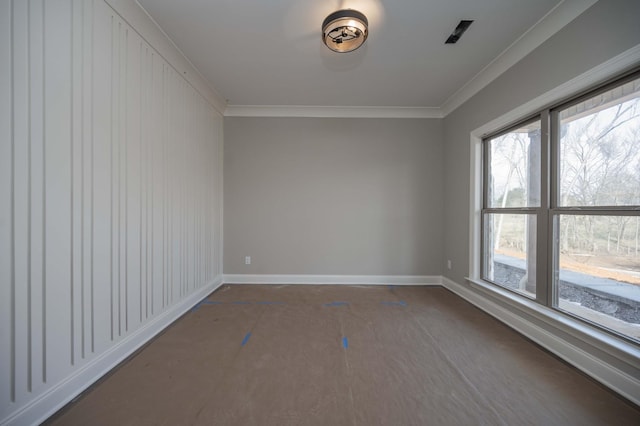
[445,20,473,44]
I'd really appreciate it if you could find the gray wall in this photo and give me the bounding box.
[443,0,640,284]
[224,117,443,275]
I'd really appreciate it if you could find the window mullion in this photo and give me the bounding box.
[536,110,551,306]
[547,108,560,308]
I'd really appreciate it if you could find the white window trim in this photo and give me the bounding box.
[466,44,640,404]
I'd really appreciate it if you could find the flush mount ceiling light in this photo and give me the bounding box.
[322,9,368,53]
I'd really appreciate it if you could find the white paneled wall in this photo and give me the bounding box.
[0,1,224,424]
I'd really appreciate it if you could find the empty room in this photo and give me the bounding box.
[2,0,640,424]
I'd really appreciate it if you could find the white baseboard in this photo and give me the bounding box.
[2,277,223,426]
[440,276,640,407]
[223,274,442,286]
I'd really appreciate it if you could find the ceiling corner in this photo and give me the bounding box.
[439,0,598,117]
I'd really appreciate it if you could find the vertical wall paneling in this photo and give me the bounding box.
[2,0,15,405]
[44,0,73,387]
[109,12,118,343]
[91,0,113,356]
[70,0,79,368]
[151,52,163,317]
[118,21,126,338]
[71,0,83,368]
[163,63,169,310]
[139,42,148,324]
[81,0,94,361]
[12,0,28,402]
[29,0,45,394]
[216,112,224,278]
[169,67,176,306]
[0,0,223,422]
[0,0,11,404]
[126,27,142,334]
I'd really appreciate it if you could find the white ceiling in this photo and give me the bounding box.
[137,0,594,114]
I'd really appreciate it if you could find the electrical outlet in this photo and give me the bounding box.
[244,256,251,265]
[447,260,452,270]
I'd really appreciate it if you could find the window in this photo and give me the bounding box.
[483,120,541,299]
[482,71,640,343]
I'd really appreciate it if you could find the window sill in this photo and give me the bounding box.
[465,277,640,370]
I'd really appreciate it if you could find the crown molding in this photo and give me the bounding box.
[224,105,443,119]
[440,0,597,117]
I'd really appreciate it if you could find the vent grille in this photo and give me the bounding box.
[445,20,474,44]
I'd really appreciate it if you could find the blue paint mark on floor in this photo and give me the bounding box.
[192,300,224,311]
[381,301,407,307]
[342,337,349,349]
[232,301,252,305]
[324,301,349,307]
[256,301,285,305]
[241,332,252,346]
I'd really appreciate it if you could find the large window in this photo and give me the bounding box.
[482,71,640,343]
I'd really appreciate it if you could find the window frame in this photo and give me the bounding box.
[481,115,547,302]
[480,68,640,345]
